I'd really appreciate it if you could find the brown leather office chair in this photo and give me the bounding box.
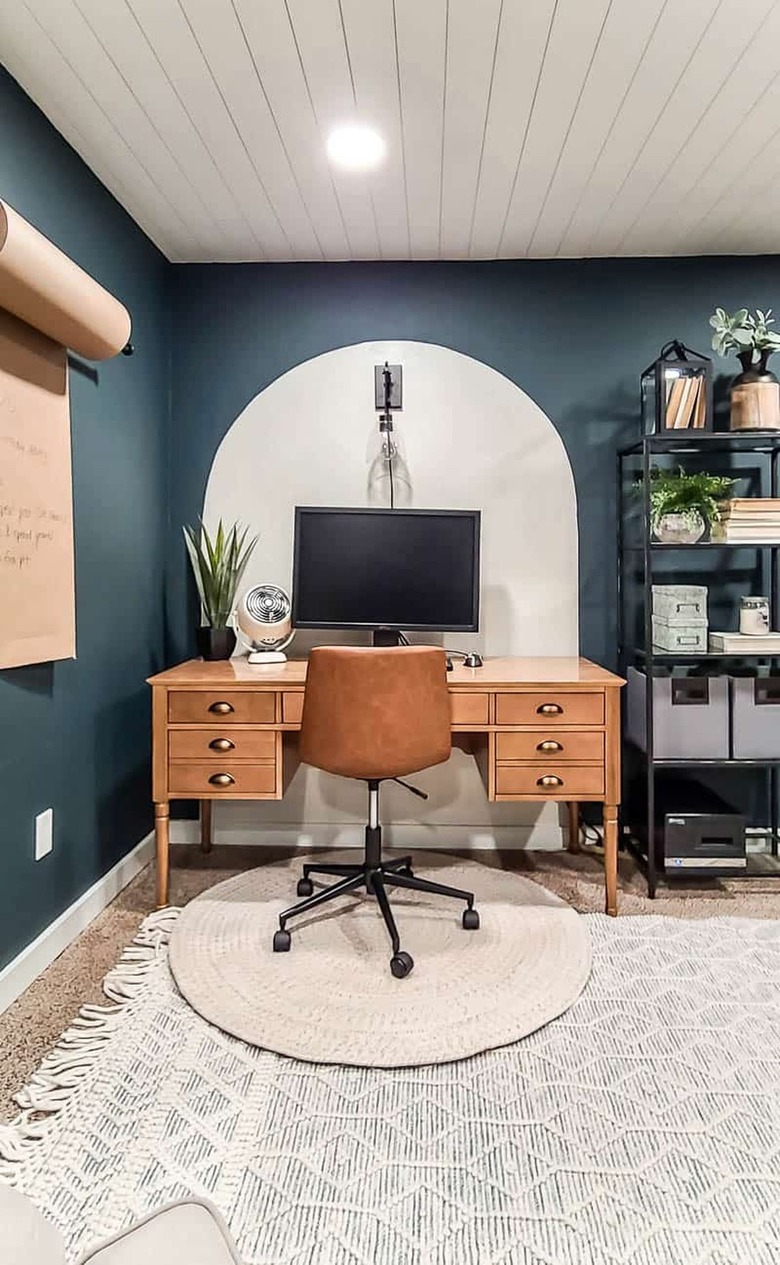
[272,645,480,978]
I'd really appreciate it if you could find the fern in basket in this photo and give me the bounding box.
[640,467,736,530]
[183,519,257,628]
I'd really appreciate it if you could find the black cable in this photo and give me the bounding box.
[388,452,395,509]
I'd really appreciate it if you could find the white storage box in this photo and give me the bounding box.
[652,584,708,623]
[652,617,708,654]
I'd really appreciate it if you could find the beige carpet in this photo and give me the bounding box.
[169,856,591,1065]
[2,841,780,1116]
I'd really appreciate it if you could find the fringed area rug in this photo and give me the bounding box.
[2,911,780,1265]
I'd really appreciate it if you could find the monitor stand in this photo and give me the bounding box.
[372,628,403,648]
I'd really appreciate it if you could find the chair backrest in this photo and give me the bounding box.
[300,645,452,780]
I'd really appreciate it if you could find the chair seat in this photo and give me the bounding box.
[0,1183,66,1265]
[76,1201,242,1265]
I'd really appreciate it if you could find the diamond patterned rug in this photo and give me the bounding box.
[2,912,780,1264]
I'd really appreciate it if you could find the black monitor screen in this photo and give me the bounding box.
[292,507,481,632]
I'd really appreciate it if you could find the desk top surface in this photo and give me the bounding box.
[149,655,624,690]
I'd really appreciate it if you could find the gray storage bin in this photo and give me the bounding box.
[652,618,708,654]
[627,667,729,759]
[652,584,708,623]
[731,677,780,758]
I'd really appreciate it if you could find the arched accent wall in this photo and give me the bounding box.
[203,341,579,850]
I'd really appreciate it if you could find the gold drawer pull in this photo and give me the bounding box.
[537,740,563,753]
[209,737,235,752]
[209,772,235,787]
[537,774,563,788]
[209,701,234,715]
[537,703,563,716]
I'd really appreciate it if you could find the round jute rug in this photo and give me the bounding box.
[168,854,591,1067]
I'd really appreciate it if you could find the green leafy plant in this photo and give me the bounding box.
[709,307,780,365]
[183,519,257,628]
[637,467,736,528]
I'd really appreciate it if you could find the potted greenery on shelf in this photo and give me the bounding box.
[641,468,735,544]
[183,520,258,660]
[709,307,780,430]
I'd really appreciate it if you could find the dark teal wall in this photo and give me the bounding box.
[167,256,780,669]
[0,68,169,969]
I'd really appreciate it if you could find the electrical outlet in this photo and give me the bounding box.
[35,808,53,861]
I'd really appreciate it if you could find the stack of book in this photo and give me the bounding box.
[664,374,707,429]
[709,630,780,654]
[712,499,780,543]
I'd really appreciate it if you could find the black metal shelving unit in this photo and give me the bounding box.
[617,431,780,896]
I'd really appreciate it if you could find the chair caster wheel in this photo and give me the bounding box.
[297,877,314,897]
[390,951,414,979]
[462,908,480,931]
[273,929,291,953]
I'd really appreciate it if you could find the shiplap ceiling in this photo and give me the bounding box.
[4,0,780,262]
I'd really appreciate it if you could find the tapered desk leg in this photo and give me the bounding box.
[567,802,580,853]
[200,799,213,854]
[155,802,170,909]
[604,803,618,917]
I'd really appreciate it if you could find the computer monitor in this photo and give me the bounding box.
[292,507,481,641]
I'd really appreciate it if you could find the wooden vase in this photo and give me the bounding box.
[730,350,780,430]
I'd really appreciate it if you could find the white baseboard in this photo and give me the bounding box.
[0,832,155,1015]
[170,821,567,851]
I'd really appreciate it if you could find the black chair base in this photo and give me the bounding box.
[272,850,480,978]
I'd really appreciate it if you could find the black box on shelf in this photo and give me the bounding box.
[630,772,746,876]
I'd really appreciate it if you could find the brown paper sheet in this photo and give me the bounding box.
[0,200,131,361]
[0,308,75,669]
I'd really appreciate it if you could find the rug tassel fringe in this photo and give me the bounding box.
[0,907,179,1178]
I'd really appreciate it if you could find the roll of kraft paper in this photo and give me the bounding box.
[0,199,131,360]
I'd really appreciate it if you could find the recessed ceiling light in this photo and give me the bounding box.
[326,125,386,171]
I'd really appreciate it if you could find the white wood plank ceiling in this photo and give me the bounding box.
[3,0,780,262]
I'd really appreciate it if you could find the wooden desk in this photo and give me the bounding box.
[148,656,624,914]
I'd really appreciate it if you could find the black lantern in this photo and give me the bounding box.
[641,340,713,435]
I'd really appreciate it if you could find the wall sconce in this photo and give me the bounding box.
[374,362,403,506]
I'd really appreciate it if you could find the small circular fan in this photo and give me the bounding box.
[234,584,295,664]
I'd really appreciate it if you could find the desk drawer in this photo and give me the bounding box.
[169,729,276,762]
[496,731,604,763]
[282,692,304,724]
[495,764,604,797]
[168,691,276,725]
[167,761,277,797]
[495,691,604,726]
[450,692,489,725]
[283,690,488,726]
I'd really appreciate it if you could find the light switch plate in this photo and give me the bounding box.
[35,808,53,860]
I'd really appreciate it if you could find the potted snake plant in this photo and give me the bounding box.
[183,519,258,660]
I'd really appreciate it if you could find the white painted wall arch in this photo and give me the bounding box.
[202,340,579,850]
